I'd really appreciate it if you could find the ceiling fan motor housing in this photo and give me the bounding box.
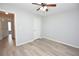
[41,3,47,7]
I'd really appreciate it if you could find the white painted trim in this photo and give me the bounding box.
[16,39,37,46]
[42,36,79,48]
[16,36,79,48]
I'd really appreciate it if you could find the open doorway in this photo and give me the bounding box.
[0,11,16,47]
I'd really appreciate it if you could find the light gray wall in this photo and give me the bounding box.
[16,11,42,45]
[0,5,42,46]
[15,10,33,45]
[42,8,79,47]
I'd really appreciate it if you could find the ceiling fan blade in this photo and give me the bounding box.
[32,3,41,6]
[36,8,40,11]
[47,4,56,7]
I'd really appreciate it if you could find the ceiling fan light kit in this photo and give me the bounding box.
[40,6,47,11]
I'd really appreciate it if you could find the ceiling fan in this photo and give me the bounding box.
[32,3,56,12]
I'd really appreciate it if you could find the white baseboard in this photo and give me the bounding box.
[16,36,79,48]
[42,36,79,48]
[16,39,36,46]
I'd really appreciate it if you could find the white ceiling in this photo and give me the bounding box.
[0,3,79,16]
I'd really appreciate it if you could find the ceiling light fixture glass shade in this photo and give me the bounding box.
[40,7,44,10]
[40,6,47,11]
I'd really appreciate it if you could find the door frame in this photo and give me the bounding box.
[0,11,16,46]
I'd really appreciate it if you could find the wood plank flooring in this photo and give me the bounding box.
[0,38,79,56]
